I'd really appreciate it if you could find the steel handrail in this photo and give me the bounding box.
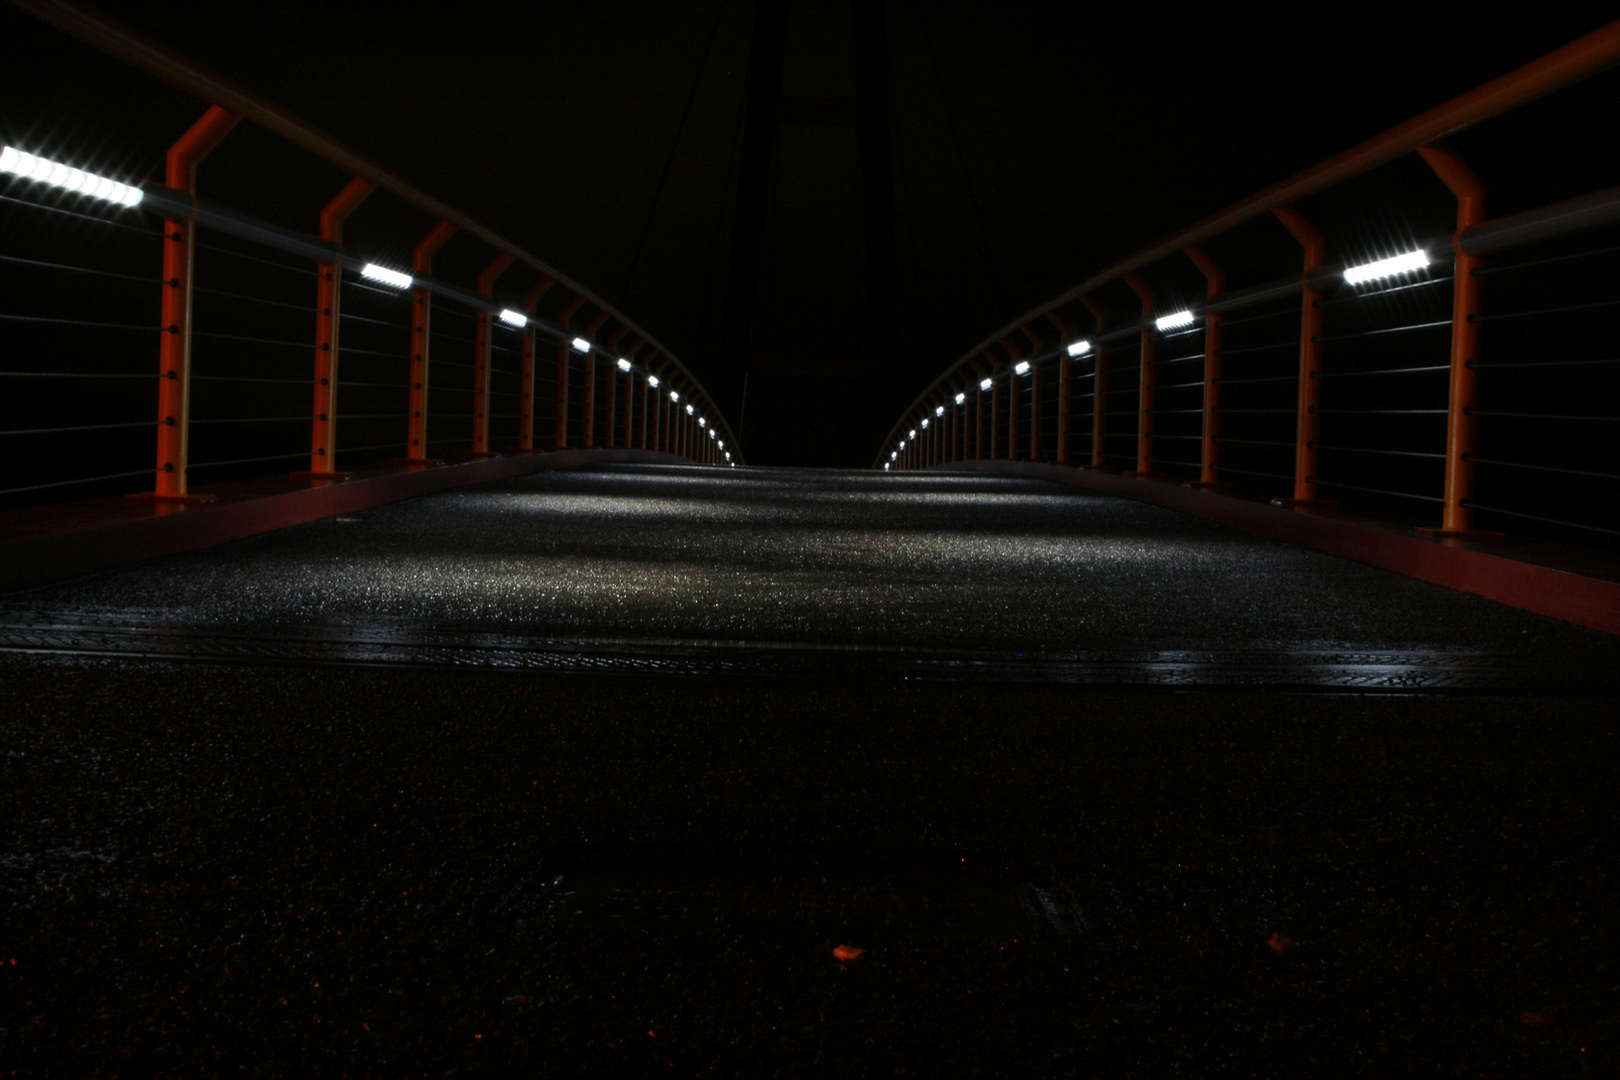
[883,18,1620,457]
[6,0,741,464]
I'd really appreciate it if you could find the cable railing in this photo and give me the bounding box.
[877,19,1620,546]
[0,0,739,511]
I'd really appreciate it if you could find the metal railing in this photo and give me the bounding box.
[0,0,739,511]
[877,21,1620,545]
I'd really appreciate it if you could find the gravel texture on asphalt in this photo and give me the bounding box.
[4,463,1618,660]
[3,463,1617,1076]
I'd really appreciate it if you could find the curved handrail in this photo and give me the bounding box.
[8,0,742,461]
[880,17,1620,460]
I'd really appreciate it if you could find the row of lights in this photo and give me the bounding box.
[2,145,737,466]
[885,249,1433,467]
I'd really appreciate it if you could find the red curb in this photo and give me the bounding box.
[934,459,1620,636]
[0,450,692,593]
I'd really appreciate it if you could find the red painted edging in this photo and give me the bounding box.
[1,450,691,594]
[935,459,1620,636]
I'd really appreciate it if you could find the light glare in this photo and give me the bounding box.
[1067,339,1092,357]
[360,263,412,289]
[648,375,660,387]
[1344,249,1430,284]
[617,358,631,371]
[1156,310,1195,331]
[1,147,145,208]
[935,405,944,416]
[1014,360,1030,375]
[498,308,527,328]
[955,393,965,405]
[979,378,992,391]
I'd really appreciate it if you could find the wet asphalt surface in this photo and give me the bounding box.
[3,463,1618,1076]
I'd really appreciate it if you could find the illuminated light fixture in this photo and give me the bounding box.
[361,263,412,289]
[920,419,929,429]
[698,417,706,428]
[979,378,992,391]
[617,358,632,372]
[955,393,965,405]
[935,405,945,416]
[725,452,731,461]
[1156,310,1195,331]
[498,308,527,328]
[648,375,660,387]
[1014,360,1030,375]
[571,336,591,353]
[0,146,144,207]
[669,390,679,401]
[890,451,897,460]
[1344,249,1430,284]
[718,440,725,449]
[708,428,716,439]
[883,462,890,470]
[1067,339,1092,357]
[908,429,916,439]
[685,404,694,415]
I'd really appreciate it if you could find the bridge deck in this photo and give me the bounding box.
[4,463,1616,1073]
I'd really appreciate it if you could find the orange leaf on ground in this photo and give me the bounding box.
[832,945,865,961]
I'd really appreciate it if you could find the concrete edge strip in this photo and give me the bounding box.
[0,450,692,593]
[934,459,1620,637]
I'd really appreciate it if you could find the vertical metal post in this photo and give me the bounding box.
[604,327,628,450]
[581,311,609,448]
[975,358,988,460]
[1081,295,1110,469]
[622,339,641,450]
[997,344,1010,459]
[304,175,373,479]
[1048,312,1072,465]
[471,253,514,457]
[517,277,554,451]
[406,220,459,463]
[989,370,1001,460]
[650,363,664,451]
[1183,247,1226,487]
[555,294,585,449]
[1023,326,1044,461]
[1272,207,1330,506]
[1417,143,1494,536]
[142,105,239,501]
[1124,275,1157,476]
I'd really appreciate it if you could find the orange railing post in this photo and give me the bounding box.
[1124,275,1157,476]
[581,311,609,448]
[555,293,585,449]
[406,220,458,463]
[604,326,628,449]
[1272,207,1330,506]
[997,341,1010,459]
[471,253,514,457]
[1047,312,1072,465]
[1081,295,1110,469]
[1418,142,1494,536]
[143,104,239,501]
[1183,247,1225,487]
[303,176,375,479]
[517,276,554,451]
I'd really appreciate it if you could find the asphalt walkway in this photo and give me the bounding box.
[4,463,1616,1075]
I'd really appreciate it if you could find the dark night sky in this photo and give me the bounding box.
[7,1,1613,465]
